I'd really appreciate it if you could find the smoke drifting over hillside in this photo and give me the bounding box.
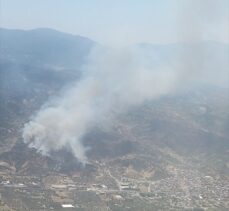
[22,47,175,163]
[22,45,228,163]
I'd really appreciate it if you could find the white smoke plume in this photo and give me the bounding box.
[22,1,228,164]
[22,46,181,163]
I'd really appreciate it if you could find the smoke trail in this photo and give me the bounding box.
[22,46,181,163]
[22,1,228,164]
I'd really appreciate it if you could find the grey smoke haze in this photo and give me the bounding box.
[22,46,177,163]
[22,44,228,163]
[176,0,229,43]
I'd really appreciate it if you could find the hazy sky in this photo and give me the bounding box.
[0,0,228,46]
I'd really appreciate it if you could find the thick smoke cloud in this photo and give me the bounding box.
[21,0,228,164]
[22,46,181,163]
[22,44,228,163]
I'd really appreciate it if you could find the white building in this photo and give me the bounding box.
[61,204,75,208]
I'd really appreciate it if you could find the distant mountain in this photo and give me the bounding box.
[0,28,96,131]
[0,27,96,90]
[0,28,95,68]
